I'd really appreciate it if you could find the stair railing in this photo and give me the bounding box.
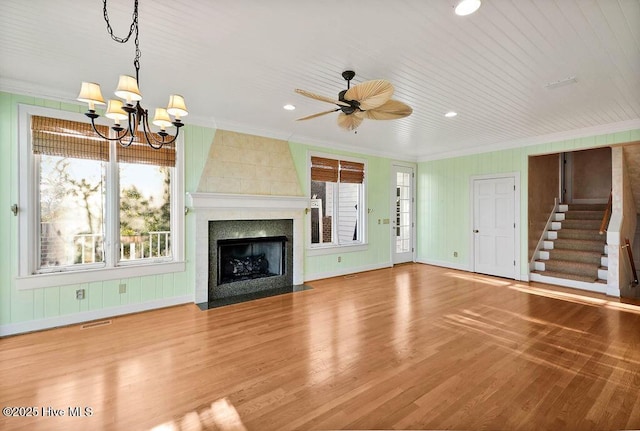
[622,238,639,286]
[599,191,612,235]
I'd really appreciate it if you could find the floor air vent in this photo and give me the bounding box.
[80,320,112,330]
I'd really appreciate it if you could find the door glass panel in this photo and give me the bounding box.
[396,172,412,253]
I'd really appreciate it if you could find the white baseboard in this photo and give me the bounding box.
[304,262,393,282]
[415,258,471,272]
[606,285,621,297]
[417,259,530,282]
[0,295,194,337]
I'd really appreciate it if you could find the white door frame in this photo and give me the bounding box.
[391,162,416,264]
[469,172,521,280]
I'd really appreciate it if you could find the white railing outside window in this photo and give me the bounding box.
[72,231,171,263]
[73,233,104,264]
[119,231,172,261]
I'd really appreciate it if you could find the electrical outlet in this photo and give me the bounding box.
[338,256,342,263]
[119,283,127,294]
[453,251,458,257]
[76,289,85,300]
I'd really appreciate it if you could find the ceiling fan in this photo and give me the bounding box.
[294,70,412,131]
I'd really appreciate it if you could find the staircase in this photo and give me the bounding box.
[532,203,608,289]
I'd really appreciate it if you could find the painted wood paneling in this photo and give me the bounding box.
[0,92,197,332]
[417,129,640,278]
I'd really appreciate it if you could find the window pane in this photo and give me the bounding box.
[39,155,105,268]
[119,163,172,261]
[310,180,333,244]
[337,182,360,243]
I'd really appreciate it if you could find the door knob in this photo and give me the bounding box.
[473,229,479,233]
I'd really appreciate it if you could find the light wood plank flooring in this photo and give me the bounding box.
[1,263,640,431]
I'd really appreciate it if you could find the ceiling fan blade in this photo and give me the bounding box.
[363,99,413,120]
[344,79,394,110]
[296,108,339,121]
[295,89,350,107]
[337,113,364,131]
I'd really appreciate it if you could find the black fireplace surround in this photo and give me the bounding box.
[208,219,293,300]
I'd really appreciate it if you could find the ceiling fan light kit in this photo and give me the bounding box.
[295,70,412,131]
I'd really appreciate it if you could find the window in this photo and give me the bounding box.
[18,106,184,287]
[309,155,366,249]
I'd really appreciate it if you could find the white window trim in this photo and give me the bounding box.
[16,104,185,290]
[306,150,368,252]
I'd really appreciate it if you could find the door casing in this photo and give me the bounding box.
[469,172,521,280]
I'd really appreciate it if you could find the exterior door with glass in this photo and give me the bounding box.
[392,165,415,264]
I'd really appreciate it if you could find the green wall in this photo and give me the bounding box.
[289,141,394,279]
[0,91,396,334]
[0,92,215,333]
[417,129,640,278]
[4,89,638,334]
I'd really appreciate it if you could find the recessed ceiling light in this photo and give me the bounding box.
[454,0,481,16]
[445,111,458,118]
[283,104,296,111]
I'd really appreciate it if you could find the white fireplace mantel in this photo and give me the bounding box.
[188,192,308,304]
[187,192,308,211]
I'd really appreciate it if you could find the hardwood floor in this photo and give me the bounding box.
[1,263,639,431]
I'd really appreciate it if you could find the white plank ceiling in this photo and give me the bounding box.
[1,0,639,160]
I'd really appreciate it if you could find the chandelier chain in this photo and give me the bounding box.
[102,0,141,80]
[102,0,137,43]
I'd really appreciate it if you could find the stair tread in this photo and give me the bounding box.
[546,250,603,265]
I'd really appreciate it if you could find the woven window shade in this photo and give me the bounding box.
[339,160,365,184]
[116,130,176,167]
[31,116,110,161]
[311,156,339,182]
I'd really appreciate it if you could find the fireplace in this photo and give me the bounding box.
[217,236,287,285]
[208,219,294,300]
[187,192,308,304]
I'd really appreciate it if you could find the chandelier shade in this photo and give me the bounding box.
[167,95,188,119]
[105,100,128,122]
[152,108,173,130]
[77,82,106,110]
[114,75,142,102]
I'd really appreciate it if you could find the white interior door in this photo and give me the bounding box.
[392,165,415,264]
[473,176,516,278]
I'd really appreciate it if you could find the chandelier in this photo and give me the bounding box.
[77,0,187,149]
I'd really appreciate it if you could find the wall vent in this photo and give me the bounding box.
[544,76,577,90]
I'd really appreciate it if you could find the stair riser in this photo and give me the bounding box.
[560,220,601,229]
[598,268,608,281]
[556,231,605,241]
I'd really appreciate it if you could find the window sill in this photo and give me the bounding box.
[16,261,186,290]
[306,243,368,257]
